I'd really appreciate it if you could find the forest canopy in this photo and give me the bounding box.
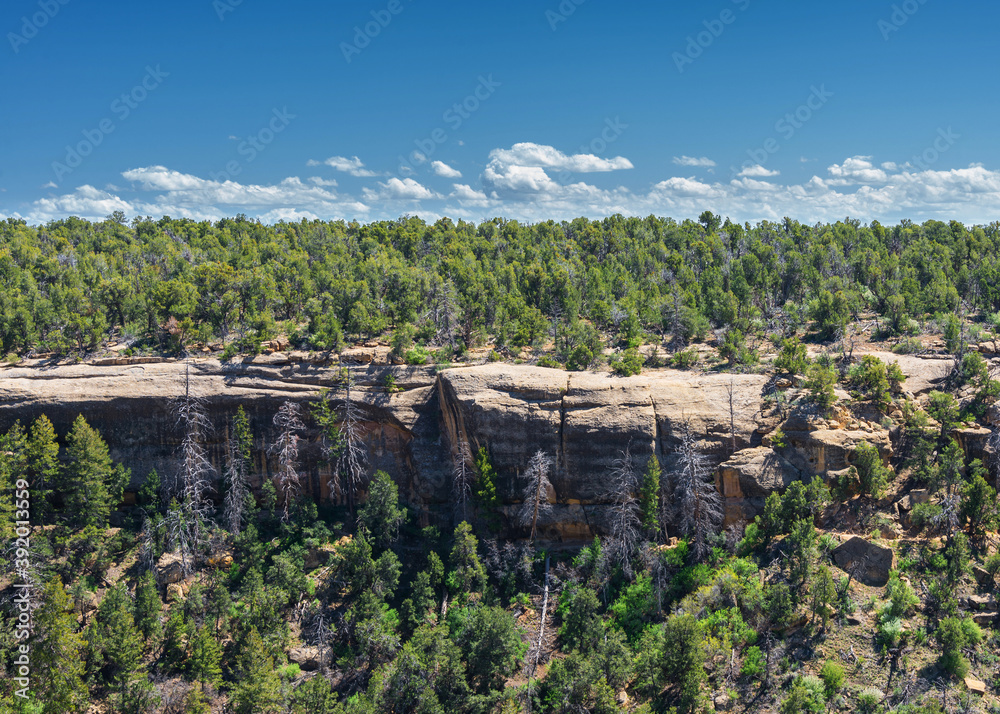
[0,212,996,361]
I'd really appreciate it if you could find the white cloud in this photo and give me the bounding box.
[364,177,439,202]
[42,181,57,189]
[10,154,1000,227]
[738,164,780,178]
[431,161,462,179]
[827,155,888,185]
[308,155,377,177]
[488,142,633,173]
[673,156,716,168]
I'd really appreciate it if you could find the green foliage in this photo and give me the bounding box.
[61,414,130,529]
[670,347,699,369]
[610,347,643,376]
[774,336,809,376]
[740,645,765,680]
[849,355,893,411]
[358,470,406,552]
[558,586,605,653]
[960,470,998,538]
[819,660,845,698]
[809,289,849,338]
[473,446,501,530]
[30,578,88,713]
[451,604,527,694]
[447,522,487,596]
[805,362,838,409]
[639,456,661,535]
[936,616,982,678]
[781,675,826,713]
[852,441,891,499]
[609,574,656,646]
[229,626,283,714]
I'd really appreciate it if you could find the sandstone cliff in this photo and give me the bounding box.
[0,353,950,541]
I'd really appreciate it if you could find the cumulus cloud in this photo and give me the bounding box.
[488,142,633,173]
[738,164,780,178]
[431,161,462,179]
[364,177,439,202]
[307,155,377,177]
[8,155,1000,227]
[673,156,716,168]
[20,167,369,224]
[827,155,888,185]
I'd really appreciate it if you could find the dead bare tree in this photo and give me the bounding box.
[222,409,253,537]
[674,420,723,562]
[169,365,215,573]
[270,401,305,523]
[328,369,368,515]
[519,450,553,542]
[451,438,474,524]
[725,377,738,457]
[605,444,642,578]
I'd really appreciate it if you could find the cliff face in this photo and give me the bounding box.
[0,354,935,541]
[0,357,772,540]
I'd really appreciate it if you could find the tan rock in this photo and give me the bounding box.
[156,552,185,584]
[166,583,185,602]
[965,676,987,694]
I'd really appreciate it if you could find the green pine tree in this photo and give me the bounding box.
[62,415,130,529]
[229,626,283,714]
[474,447,501,530]
[134,571,163,643]
[640,455,661,535]
[85,583,145,694]
[187,625,223,688]
[27,414,60,522]
[31,578,88,713]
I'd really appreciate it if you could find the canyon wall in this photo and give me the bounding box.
[0,352,954,540]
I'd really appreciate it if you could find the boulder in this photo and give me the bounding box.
[832,537,895,586]
[973,565,994,588]
[156,552,185,584]
[166,583,185,602]
[965,677,987,695]
[288,646,323,671]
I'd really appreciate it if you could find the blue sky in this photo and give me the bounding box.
[3,0,999,225]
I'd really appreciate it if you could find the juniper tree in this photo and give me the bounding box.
[519,450,554,542]
[674,422,723,562]
[270,400,305,523]
[640,455,662,537]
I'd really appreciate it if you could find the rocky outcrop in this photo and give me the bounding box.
[438,365,769,538]
[780,407,893,477]
[0,355,942,542]
[715,447,803,526]
[832,536,895,586]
